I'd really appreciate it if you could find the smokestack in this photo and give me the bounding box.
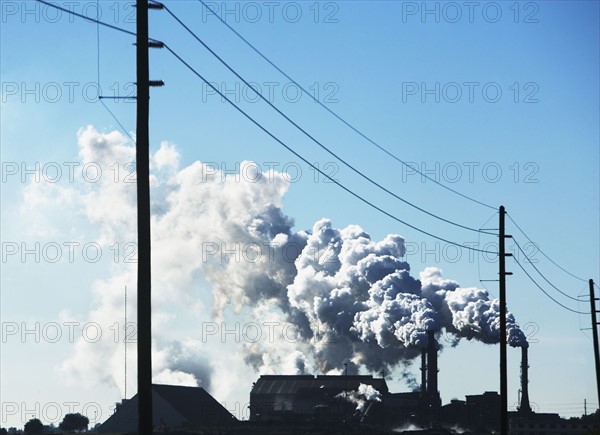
[426,330,438,396]
[519,346,532,414]
[421,349,427,394]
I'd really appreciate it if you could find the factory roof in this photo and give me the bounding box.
[97,384,237,433]
[251,374,389,395]
[152,384,237,424]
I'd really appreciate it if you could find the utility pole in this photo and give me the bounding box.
[589,279,600,415]
[136,0,152,432]
[499,206,512,435]
[125,285,127,400]
[136,0,165,431]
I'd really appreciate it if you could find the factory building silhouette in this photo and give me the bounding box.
[96,384,237,433]
[249,374,388,423]
[96,332,597,433]
[248,330,441,427]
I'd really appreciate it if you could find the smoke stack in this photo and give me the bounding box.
[519,346,532,414]
[426,330,438,396]
[421,349,427,394]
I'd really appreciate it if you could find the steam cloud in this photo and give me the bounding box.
[336,383,383,412]
[22,126,527,401]
[250,219,528,377]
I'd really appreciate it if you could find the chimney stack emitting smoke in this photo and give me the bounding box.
[426,330,438,396]
[418,329,441,426]
[518,346,532,414]
[421,349,427,394]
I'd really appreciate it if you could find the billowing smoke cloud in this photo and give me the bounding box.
[22,126,527,401]
[272,220,528,377]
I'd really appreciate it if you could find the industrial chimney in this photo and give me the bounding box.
[426,330,438,397]
[518,346,533,414]
[422,330,441,426]
[421,349,427,394]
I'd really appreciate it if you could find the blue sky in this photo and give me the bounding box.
[1,0,599,429]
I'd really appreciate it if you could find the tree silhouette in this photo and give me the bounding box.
[24,419,43,434]
[1,427,8,435]
[58,414,89,432]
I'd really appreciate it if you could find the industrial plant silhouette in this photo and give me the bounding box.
[96,331,597,434]
[20,3,598,435]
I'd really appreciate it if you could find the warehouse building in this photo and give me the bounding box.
[97,384,237,432]
[249,374,388,423]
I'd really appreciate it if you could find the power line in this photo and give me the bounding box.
[196,0,496,211]
[507,212,588,282]
[34,0,497,255]
[477,211,499,296]
[99,99,135,143]
[512,237,583,302]
[512,256,587,315]
[161,4,494,236]
[196,0,599,308]
[36,0,137,38]
[162,43,498,255]
[93,0,135,144]
[96,0,100,84]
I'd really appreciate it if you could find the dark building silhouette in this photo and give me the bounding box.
[509,411,596,435]
[383,391,422,425]
[249,374,388,423]
[241,335,596,433]
[439,391,500,431]
[438,347,597,434]
[97,384,237,433]
[507,347,596,434]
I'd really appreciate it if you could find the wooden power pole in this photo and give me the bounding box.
[136,1,163,431]
[589,279,600,414]
[499,206,512,435]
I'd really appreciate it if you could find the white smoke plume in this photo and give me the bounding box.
[279,220,528,376]
[393,423,425,432]
[335,383,382,412]
[22,126,527,400]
